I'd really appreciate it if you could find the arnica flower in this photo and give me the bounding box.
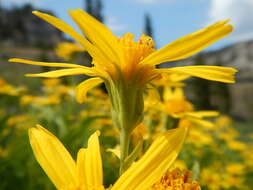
[55,42,85,60]
[29,125,188,190]
[9,9,237,133]
[162,87,219,128]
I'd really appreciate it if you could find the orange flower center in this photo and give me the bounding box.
[117,33,155,81]
[152,168,201,190]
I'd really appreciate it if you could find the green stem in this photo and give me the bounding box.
[119,130,131,175]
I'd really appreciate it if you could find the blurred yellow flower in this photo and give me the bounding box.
[0,77,26,96]
[55,42,85,60]
[227,140,247,151]
[215,115,232,128]
[226,163,245,175]
[29,125,188,190]
[20,95,60,106]
[162,87,219,128]
[187,128,214,147]
[7,115,28,127]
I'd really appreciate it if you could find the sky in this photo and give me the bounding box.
[2,0,253,50]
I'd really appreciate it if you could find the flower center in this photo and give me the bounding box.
[118,33,155,79]
[152,168,201,190]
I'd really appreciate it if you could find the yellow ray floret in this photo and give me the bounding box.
[29,125,188,190]
[29,125,78,190]
[76,77,104,103]
[140,20,232,66]
[160,66,237,83]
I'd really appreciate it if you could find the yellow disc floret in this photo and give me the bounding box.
[152,168,201,190]
[118,33,155,81]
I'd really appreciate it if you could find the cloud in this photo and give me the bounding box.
[105,16,127,33]
[208,0,253,42]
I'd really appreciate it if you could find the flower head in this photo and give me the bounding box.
[161,87,219,128]
[9,9,237,134]
[9,9,237,104]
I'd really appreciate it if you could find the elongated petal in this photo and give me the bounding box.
[163,87,174,101]
[32,11,108,64]
[9,58,87,69]
[107,147,121,159]
[187,117,215,128]
[76,77,104,103]
[160,66,237,83]
[25,68,94,78]
[29,125,78,190]
[174,87,185,99]
[186,111,219,118]
[112,126,188,190]
[77,148,88,188]
[84,132,103,190]
[141,20,233,66]
[69,9,124,66]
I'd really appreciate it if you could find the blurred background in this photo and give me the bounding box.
[0,0,253,189]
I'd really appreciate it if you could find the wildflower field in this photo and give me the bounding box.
[1,2,253,190]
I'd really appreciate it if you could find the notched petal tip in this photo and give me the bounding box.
[95,130,101,136]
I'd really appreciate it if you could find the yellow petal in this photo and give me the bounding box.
[173,87,185,99]
[84,132,103,190]
[160,66,237,83]
[112,126,188,190]
[32,11,108,65]
[187,117,215,128]
[163,86,174,101]
[69,9,124,66]
[141,20,233,65]
[107,147,121,159]
[29,125,78,190]
[186,111,219,118]
[76,77,104,103]
[9,58,88,69]
[77,148,88,188]
[25,68,94,78]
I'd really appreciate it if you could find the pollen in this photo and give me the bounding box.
[151,168,201,190]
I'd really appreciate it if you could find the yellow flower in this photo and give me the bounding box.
[162,87,219,128]
[215,115,232,128]
[29,124,188,190]
[187,128,214,147]
[0,77,26,96]
[9,9,237,104]
[20,95,60,105]
[227,140,247,151]
[55,42,85,60]
[226,163,245,175]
